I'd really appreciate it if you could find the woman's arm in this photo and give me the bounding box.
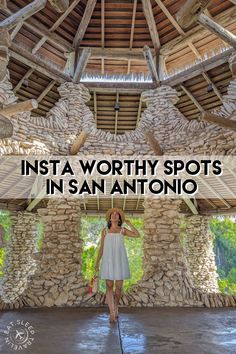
[122,220,140,238]
[94,228,106,272]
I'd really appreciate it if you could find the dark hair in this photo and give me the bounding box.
[107,213,122,229]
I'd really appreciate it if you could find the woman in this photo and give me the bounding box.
[94,207,140,324]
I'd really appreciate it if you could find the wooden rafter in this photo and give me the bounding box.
[73,47,91,83]
[101,0,105,74]
[36,80,56,103]
[229,53,236,77]
[127,0,137,74]
[48,0,69,13]
[32,0,81,54]
[175,0,212,29]
[73,0,97,48]
[114,92,119,135]
[160,6,236,55]
[13,68,34,93]
[136,97,143,127]
[0,0,47,30]
[0,99,38,117]
[202,72,223,102]
[0,28,11,81]
[200,111,236,132]
[9,42,72,83]
[197,13,236,49]
[183,197,199,215]
[90,48,145,60]
[141,0,160,52]
[70,130,88,155]
[143,45,160,86]
[144,130,163,155]
[10,21,23,40]
[93,91,97,123]
[180,84,204,113]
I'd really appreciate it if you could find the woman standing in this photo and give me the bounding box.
[94,207,140,323]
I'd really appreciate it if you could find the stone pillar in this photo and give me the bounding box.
[1,212,38,303]
[183,215,219,293]
[22,198,88,307]
[125,198,203,307]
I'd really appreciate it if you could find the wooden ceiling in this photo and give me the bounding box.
[1,0,235,132]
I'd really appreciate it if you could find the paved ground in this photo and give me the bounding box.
[0,307,236,354]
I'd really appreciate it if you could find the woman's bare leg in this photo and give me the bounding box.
[114,280,123,318]
[105,280,116,323]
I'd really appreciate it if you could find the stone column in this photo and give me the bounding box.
[125,198,203,307]
[183,215,219,293]
[1,212,38,303]
[22,198,88,307]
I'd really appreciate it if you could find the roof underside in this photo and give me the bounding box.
[0,0,236,215]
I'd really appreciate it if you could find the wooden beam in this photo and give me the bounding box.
[180,84,204,112]
[0,114,13,138]
[175,0,212,29]
[93,91,97,122]
[63,51,75,76]
[163,47,234,86]
[70,131,88,155]
[160,6,236,55]
[229,53,236,77]
[73,0,97,48]
[114,92,119,135]
[197,13,236,49]
[141,0,160,52]
[0,0,7,9]
[229,0,236,4]
[26,188,47,212]
[200,111,236,131]
[0,99,38,117]
[37,80,56,103]
[13,68,34,93]
[183,197,199,215]
[9,42,72,83]
[101,0,105,49]
[2,7,72,52]
[84,81,156,91]
[155,0,185,34]
[48,0,69,13]
[199,207,236,216]
[202,72,223,102]
[144,130,163,155]
[10,21,23,40]
[130,0,137,50]
[73,47,91,83]
[0,28,11,81]
[90,48,145,60]
[143,45,160,86]
[0,0,47,30]
[32,0,80,54]
[136,97,143,127]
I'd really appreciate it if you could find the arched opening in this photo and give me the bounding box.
[211,215,236,296]
[80,214,144,294]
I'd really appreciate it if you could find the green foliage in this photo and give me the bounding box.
[36,221,43,251]
[210,216,236,295]
[0,210,12,277]
[80,216,144,293]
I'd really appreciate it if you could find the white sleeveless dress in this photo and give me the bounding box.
[99,226,131,280]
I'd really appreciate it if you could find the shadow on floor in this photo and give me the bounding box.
[0,306,236,354]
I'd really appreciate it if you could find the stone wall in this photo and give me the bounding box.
[1,198,236,310]
[0,70,236,157]
[19,198,90,308]
[183,215,219,293]
[0,212,38,304]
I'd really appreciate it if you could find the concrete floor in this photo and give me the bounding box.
[0,307,236,354]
